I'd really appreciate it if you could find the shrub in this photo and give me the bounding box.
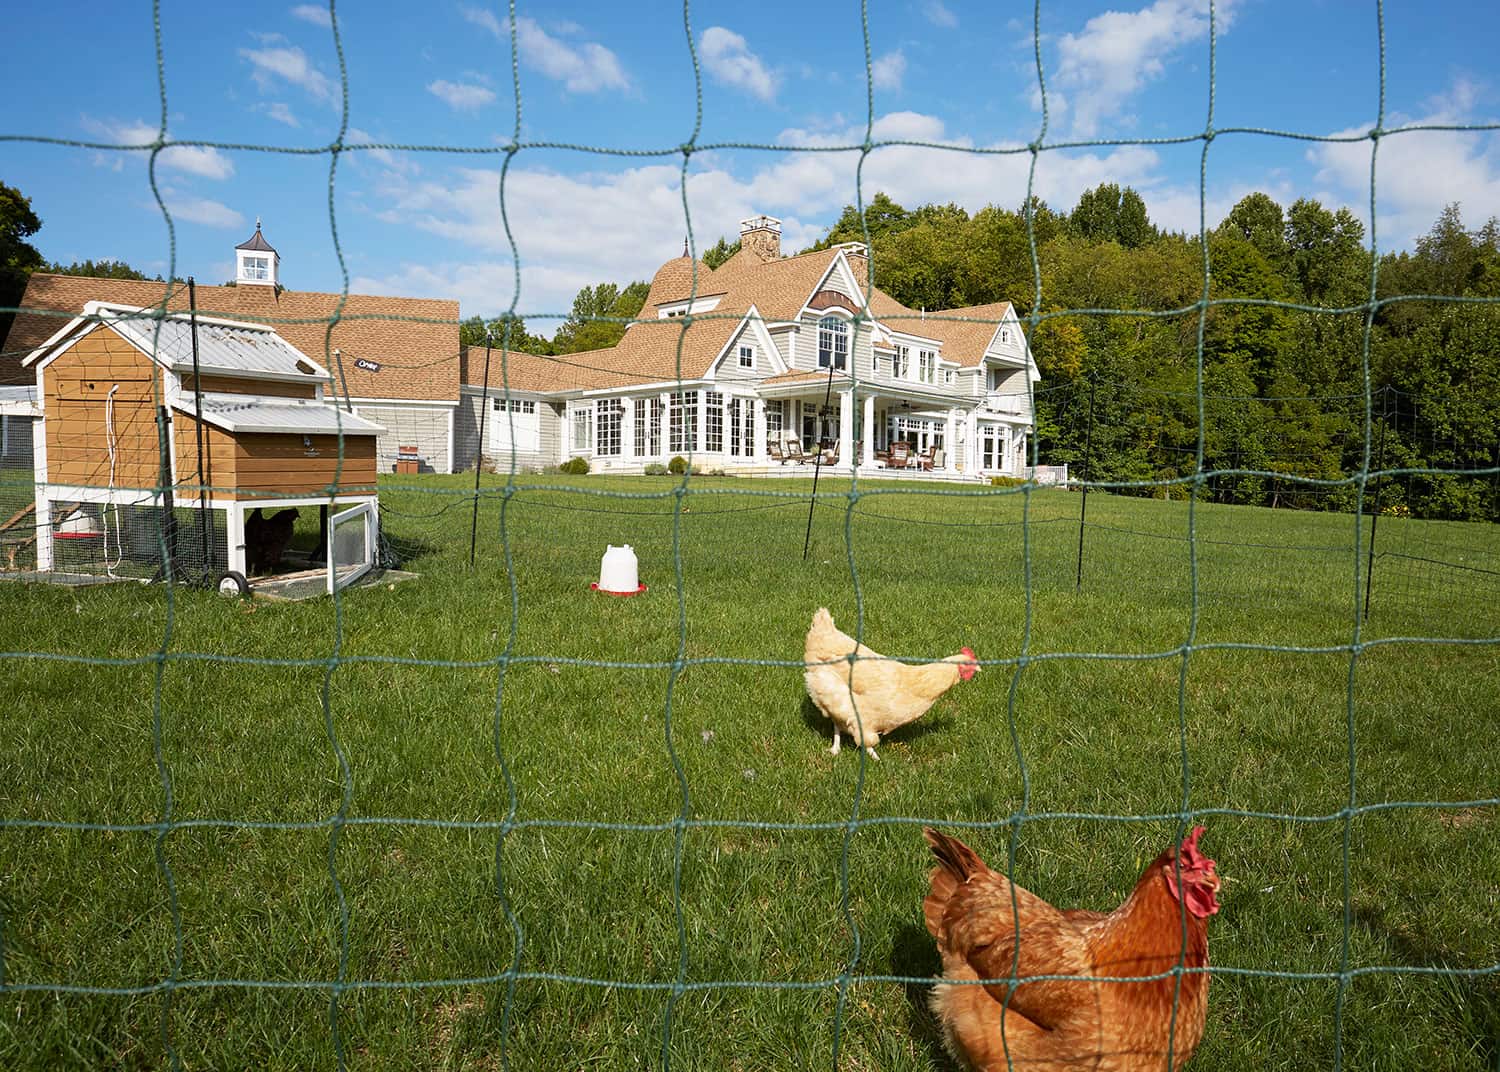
[989,475,1026,488]
[643,462,669,476]
[667,456,688,474]
[559,456,590,475]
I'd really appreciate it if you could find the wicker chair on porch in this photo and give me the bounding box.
[919,446,945,471]
[774,432,806,464]
[884,441,912,469]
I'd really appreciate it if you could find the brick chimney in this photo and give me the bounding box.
[739,214,782,260]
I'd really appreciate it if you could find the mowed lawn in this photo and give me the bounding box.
[1,472,1496,1071]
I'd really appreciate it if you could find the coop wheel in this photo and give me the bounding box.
[216,570,250,598]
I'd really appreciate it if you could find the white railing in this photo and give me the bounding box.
[982,391,1032,417]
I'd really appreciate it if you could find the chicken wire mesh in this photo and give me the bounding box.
[1,2,1498,1071]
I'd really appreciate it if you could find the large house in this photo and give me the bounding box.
[455,216,1038,479]
[3,222,461,474]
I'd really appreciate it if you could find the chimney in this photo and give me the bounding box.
[739,214,782,261]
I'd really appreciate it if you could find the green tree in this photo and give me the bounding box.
[1218,193,1287,268]
[701,236,740,269]
[550,279,650,355]
[461,313,552,355]
[1,181,44,345]
[1068,184,1154,248]
[45,258,159,281]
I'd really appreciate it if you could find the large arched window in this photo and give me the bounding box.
[817,316,848,369]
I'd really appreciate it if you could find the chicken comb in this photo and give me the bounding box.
[1179,825,1211,870]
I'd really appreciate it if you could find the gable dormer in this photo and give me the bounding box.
[235,218,280,287]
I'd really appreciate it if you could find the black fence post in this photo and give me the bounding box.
[1075,378,1095,592]
[1363,384,1391,621]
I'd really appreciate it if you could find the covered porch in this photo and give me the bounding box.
[757,375,1026,478]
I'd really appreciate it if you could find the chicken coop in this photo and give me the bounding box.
[17,301,384,592]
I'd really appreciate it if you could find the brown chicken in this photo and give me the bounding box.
[803,607,978,759]
[923,825,1221,1072]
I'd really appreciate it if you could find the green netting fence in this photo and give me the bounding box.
[2,2,1498,1071]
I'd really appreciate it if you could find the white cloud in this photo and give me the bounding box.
[924,0,958,29]
[462,9,629,94]
[83,118,236,180]
[263,102,300,127]
[459,5,504,40]
[346,127,413,173]
[427,79,497,111]
[1052,0,1236,138]
[240,45,336,105]
[290,4,332,27]
[1307,91,1500,249]
[699,27,777,102]
[355,111,1188,325]
[872,50,907,92]
[164,196,245,229]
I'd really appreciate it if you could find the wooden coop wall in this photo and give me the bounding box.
[43,328,164,490]
[174,423,377,499]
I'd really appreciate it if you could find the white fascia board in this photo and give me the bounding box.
[338,395,460,408]
[889,330,945,349]
[21,310,101,368]
[577,378,708,399]
[461,384,543,401]
[797,251,868,320]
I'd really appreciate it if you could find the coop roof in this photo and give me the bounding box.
[170,392,385,436]
[24,302,333,385]
[0,384,40,416]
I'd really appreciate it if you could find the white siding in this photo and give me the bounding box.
[352,404,454,474]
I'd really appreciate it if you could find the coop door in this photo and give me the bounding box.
[327,502,377,594]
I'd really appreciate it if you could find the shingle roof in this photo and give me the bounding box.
[235,225,278,254]
[4,274,460,399]
[641,255,716,310]
[910,302,1014,367]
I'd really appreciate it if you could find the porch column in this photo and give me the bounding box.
[753,398,767,462]
[621,396,635,465]
[945,409,958,468]
[861,394,876,467]
[838,390,854,468]
[660,392,671,461]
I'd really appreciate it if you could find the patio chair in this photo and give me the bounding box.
[779,434,807,464]
[767,440,786,464]
[884,441,912,469]
[920,446,945,471]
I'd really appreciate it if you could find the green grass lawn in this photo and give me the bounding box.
[1,472,1497,1070]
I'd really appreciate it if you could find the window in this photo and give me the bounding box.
[570,404,593,453]
[705,391,724,451]
[738,344,754,369]
[633,397,662,457]
[918,349,936,384]
[668,390,698,452]
[728,397,751,458]
[764,399,784,449]
[943,368,955,385]
[1000,328,1010,344]
[596,398,623,457]
[817,316,848,369]
[241,255,269,281]
[893,345,909,378]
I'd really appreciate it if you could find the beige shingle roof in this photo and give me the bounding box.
[641,255,716,310]
[4,274,460,399]
[909,302,1014,367]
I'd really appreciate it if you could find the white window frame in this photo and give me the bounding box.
[669,390,698,453]
[705,391,725,452]
[633,397,662,457]
[595,398,624,457]
[241,255,270,282]
[764,399,784,450]
[918,349,937,384]
[738,344,755,369]
[569,403,593,454]
[893,345,910,379]
[817,316,848,370]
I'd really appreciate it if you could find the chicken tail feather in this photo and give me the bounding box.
[924,827,988,882]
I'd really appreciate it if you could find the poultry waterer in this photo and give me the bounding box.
[591,543,647,596]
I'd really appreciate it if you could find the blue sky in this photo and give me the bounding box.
[4,0,1498,332]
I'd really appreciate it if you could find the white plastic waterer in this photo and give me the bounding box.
[592,543,647,596]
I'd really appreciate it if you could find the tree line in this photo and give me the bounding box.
[815,188,1500,521]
